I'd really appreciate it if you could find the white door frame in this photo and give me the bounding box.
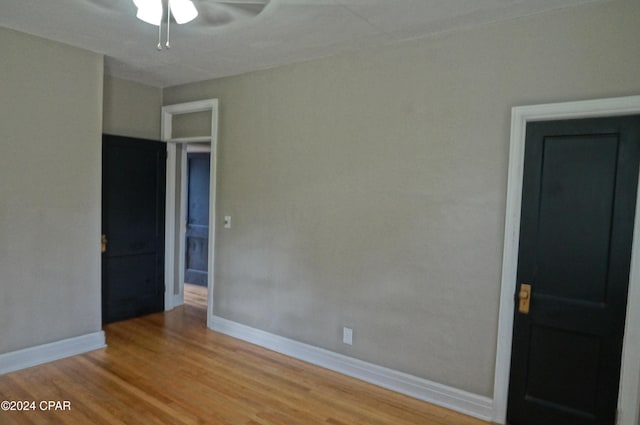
[492,95,640,425]
[162,99,218,329]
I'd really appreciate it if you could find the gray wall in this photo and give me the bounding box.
[165,0,639,397]
[0,28,104,354]
[103,76,162,140]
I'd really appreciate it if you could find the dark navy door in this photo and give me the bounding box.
[185,152,210,287]
[507,116,640,425]
[102,135,166,324]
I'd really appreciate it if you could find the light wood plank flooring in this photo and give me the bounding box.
[184,282,208,309]
[0,302,492,425]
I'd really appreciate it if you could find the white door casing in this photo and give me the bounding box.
[162,99,218,330]
[493,95,640,425]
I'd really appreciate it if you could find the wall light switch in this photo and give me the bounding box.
[224,216,231,229]
[343,327,353,345]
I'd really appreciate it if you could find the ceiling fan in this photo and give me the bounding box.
[132,0,270,49]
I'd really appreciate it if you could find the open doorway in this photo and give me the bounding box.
[162,98,218,327]
[183,145,210,310]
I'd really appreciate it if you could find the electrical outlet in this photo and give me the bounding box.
[343,327,353,345]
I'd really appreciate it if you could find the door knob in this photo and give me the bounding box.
[101,234,107,253]
[518,283,531,314]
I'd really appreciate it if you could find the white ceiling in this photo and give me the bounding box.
[0,0,600,88]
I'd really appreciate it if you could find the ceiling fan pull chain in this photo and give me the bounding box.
[157,14,162,50]
[166,0,171,49]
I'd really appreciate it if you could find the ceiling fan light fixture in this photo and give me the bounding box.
[169,0,198,24]
[132,0,266,51]
[134,0,163,26]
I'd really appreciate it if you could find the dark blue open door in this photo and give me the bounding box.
[102,135,166,324]
[185,152,210,287]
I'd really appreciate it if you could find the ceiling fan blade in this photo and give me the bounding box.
[214,2,268,18]
[196,2,234,26]
[195,0,269,27]
[211,0,269,5]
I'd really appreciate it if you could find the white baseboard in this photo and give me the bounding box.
[0,331,106,375]
[210,316,493,421]
[172,294,184,309]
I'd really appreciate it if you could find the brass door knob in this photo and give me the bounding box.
[518,283,531,314]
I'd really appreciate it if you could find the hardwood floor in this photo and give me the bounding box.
[184,282,208,309]
[0,303,492,425]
